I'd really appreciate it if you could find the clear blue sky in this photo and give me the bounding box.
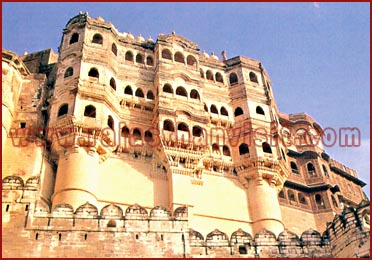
[2,2,370,197]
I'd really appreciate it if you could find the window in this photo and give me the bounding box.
[124,86,133,95]
[256,106,265,115]
[210,105,218,114]
[174,52,184,64]
[322,164,329,177]
[163,84,173,94]
[239,246,247,255]
[315,194,325,209]
[262,142,272,154]
[222,145,231,156]
[290,162,299,174]
[162,49,172,60]
[212,143,220,154]
[200,69,204,78]
[121,127,130,137]
[249,72,258,83]
[125,51,134,62]
[135,88,144,98]
[215,72,223,83]
[84,105,96,118]
[331,195,338,208]
[204,103,208,112]
[133,128,142,142]
[110,78,116,90]
[239,143,249,155]
[234,107,244,117]
[187,55,196,67]
[163,120,174,132]
[64,67,73,78]
[279,190,285,198]
[206,70,214,81]
[192,126,203,137]
[307,163,316,176]
[107,116,114,130]
[20,122,26,129]
[229,73,238,85]
[92,33,103,44]
[220,107,228,116]
[288,190,296,202]
[58,104,68,117]
[146,56,154,66]
[111,43,117,55]
[176,87,187,97]
[298,193,307,204]
[177,122,189,132]
[69,33,79,44]
[107,220,116,227]
[190,89,200,100]
[88,68,99,78]
[144,131,153,142]
[136,54,144,64]
[147,90,154,100]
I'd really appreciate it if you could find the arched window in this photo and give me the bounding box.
[163,120,174,132]
[204,103,208,112]
[147,90,154,100]
[256,106,265,115]
[107,220,116,227]
[69,33,79,44]
[239,143,249,155]
[107,116,114,130]
[111,43,117,55]
[124,86,133,95]
[176,87,187,97]
[177,122,189,132]
[135,88,144,98]
[58,104,68,117]
[288,190,296,202]
[133,128,142,142]
[92,33,103,44]
[192,126,203,137]
[136,54,144,64]
[84,105,96,118]
[234,107,244,117]
[190,89,200,100]
[144,130,153,142]
[88,68,99,78]
[212,143,220,154]
[215,72,223,83]
[331,195,338,208]
[64,67,73,78]
[315,194,325,208]
[174,52,184,64]
[222,145,231,156]
[125,51,134,62]
[187,55,196,66]
[163,84,173,94]
[210,105,218,114]
[146,56,154,66]
[110,78,116,90]
[290,162,299,174]
[307,163,316,176]
[262,142,272,154]
[206,70,214,81]
[200,69,204,78]
[220,107,228,116]
[249,72,258,83]
[121,127,130,137]
[279,190,285,199]
[322,164,329,177]
[162,49,172,60]
[298,193,307,204]
[229,73,238,85]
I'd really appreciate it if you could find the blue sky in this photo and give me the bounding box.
[2,2,370,197]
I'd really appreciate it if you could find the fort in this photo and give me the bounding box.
[2,12,370,257]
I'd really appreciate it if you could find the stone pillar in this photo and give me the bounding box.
[52,146,99,210]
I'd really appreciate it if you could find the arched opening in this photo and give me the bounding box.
[315,194,325,208]
[163,84,173,94]
[88,68,99,78]
[58,104,68,117]
[136,54,144,64]
[279,190,285,199]
[322,164,329,177]
[215,72,223,83]
[176,87,187,97]
[107,220,116,227]
[69,33,79,44]
[192,126,203,137]
[239,143,249,155]
[107,116,114,130]
[210,105,218,114]
[146,56,154,66]
[110,78,116,90]
[64,67,73,78]
[212,143,220,154]
[298,193,307,204]
[307,163,316,176]
[262,142,272,154]
[124,86,133,95]
[290,162,299,174]
[187,55,196,66]
[174,52,185,64]
[177,122,189,132]
[135,88,144,98]
[288,190,296,202]
[163,120,174,132]
[256,106,265,115]
[200,69,204,78]
[220,107,228,116]
[204,103,208,112]
[229,73,238,85]
[234,107,244,117]
[190,89,200,100]
[132,128,142,142]
[92,33,103,44]
[162,49,172,60]
[111,43,117,56]
[206,70,214,81]
[144,130,153,142]
[249,72,258,83]
[121,127,130,137]
[222,145,231,156]
[125,51,134,62]
[147,90,154,100]
[84,105,96,118]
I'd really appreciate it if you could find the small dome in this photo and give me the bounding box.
[127,32,134,40]
[211,52,219,60]
[96,16,105,22]
[147,36,154,42]
[137,34,145,42]
[202,51,209,58]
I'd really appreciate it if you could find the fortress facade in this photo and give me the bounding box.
[2,13,370,257]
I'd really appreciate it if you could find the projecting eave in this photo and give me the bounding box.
[2,48,30,76]
[279,112,324,135]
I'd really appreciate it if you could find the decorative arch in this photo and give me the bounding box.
[222,145,231,156]
[146,56,154,66]
[92,33,103,44]
[290,161,299,174]
[121,126,130,137]
[229,72,238,85]
[147,90,154,100]
[215,72,224,83]
[307,162,316,176]
[220,106,228,116]
[2,176,24,189]
[162,49,172,60]
[174,52,185,64]
[135,88,144,98]
[190,89,200,100]
[177,122,189,132]
[187,55,197,67]
[212,143,220,154]
[125,51,134,62]
[249,71,258,83]
[100,204,123,218]
[75,202,98,217]
[150,206,171,218]
[124,85,133,95]
[175,86,187,97]
[192,125,203,137]
[234,107,244,117]
[52,203,74,217]
[174,206,188,218]
[210,104,218,114]
[88,68,99,78]
[163,120,175,132]
[163,84,173,94]
[206,70,214,81]
[136,53,144,64]
[125,204,148,219]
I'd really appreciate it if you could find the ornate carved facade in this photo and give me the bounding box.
[2,13,369,257]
